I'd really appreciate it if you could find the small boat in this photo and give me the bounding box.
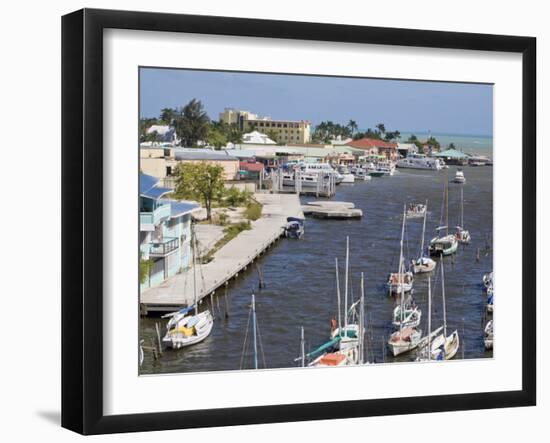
[411,200,436,273]
[162,306,214,349]
[392,303,422,329]
[429,177,458,256]
[484,320,494,350]
[162,227,214,349]
[388,206,414,294]
[483,272,493,289]
[338,166,355,183]
[406,203,427,219]
[354,168,372,181]
[453,169,466,184]
[417,262,460,361]
[386,271,414,294]
[487,293,494,313]
[429,232,458,256]
[284,216,305,239]
[388,326,423,357]
[455,187,471,244]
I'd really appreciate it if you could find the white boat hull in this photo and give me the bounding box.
[163,310,214,349]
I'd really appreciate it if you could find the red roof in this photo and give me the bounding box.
[239,161,264,172]
[346,138,397,149]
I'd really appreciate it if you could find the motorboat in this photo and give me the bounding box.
[455,187,471,243]
[396,153,443,170]
[284,217,305,239]
[453,169,466,184]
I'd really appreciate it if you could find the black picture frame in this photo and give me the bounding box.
[62,8,536,435]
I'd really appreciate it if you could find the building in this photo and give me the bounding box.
[397,142,419,157]
[242,130,277,145]
[432,148,469,165]
[346,138,399,161]
[219,108,311,144]
[140,174,200,291]
[140,147,240,182]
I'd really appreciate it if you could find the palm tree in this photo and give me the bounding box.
[174,99,210,147]
[375,123,386,137]
[347,120,358,136]
[160,107,178,125]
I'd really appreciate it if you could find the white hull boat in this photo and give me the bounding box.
[396,154,442,170]
[387,272,414,294]
[163,310,214,349]
[484,320,494,350]
[392,305,422,328]
[388,327,423,356]
[453,169,466,184]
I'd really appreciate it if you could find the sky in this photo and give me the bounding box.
[140,68,493,136]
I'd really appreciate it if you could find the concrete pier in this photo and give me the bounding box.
[140,193,304,313]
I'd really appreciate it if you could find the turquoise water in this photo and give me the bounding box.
[399,132,493,156]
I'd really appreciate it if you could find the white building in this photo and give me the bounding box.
[242,130,277,145]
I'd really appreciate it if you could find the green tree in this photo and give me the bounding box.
[160,107,178,125]
[174,162,225,221]
[375,123,386,137]
[347,120,358,136]
[448,142,456,150]
[139,254,153,284]
[174,99,210,147]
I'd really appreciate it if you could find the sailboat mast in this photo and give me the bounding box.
[399,205,406,329]
[441,259,447,339]
[252,293,258,370]
[460,187,464,228]
[360,272,365,365]
[428,276,432,359]
[344,236,349,330]
[445,172,449,236]
[420,199,428,257]
[300,326,305,368]
[192,223,198,315]
[335,258,342,334]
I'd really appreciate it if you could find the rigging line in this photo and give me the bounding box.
[255,319,267,369]
[239,306,253,370]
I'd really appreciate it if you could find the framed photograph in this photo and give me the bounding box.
[62,8,536,435]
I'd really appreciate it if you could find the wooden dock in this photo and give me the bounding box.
[140,193,304,314]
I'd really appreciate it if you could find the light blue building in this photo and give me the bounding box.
[140,174,200,290]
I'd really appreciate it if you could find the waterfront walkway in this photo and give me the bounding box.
[140,193,304,313]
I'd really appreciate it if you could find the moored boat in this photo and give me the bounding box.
[453,169,466,184]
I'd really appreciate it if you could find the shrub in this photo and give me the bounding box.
[244,202,262,221]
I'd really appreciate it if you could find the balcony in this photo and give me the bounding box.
[149,237,179,257]
[140,204,171,231]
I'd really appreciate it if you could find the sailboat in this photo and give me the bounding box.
[424,258,460,360]
[455,187,471,244]
[306,272,366,367]
[484,320,494,350]
[330,237,360,351]
[162,224,214,349]
[387,207,414,294]
[388,206,423,357]
[416,276,444,361]
[240,293,265,369]
[411,199,436,273]
[392,300,422,329]
[429,174,458,256]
